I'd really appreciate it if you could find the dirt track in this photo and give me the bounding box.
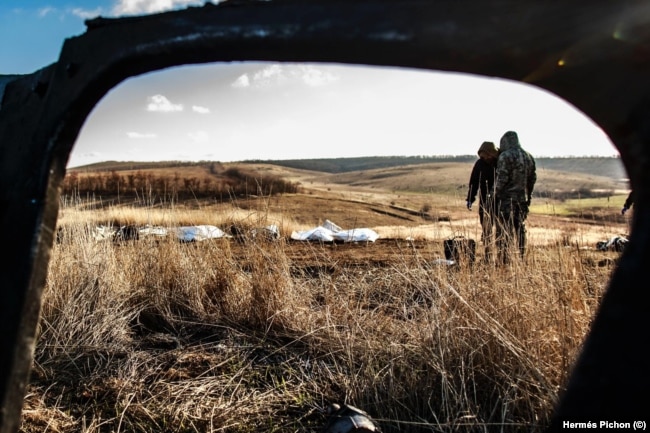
[282,238,446,267]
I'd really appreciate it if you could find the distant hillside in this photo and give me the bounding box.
[70,155,628,184]
[68,160,206,172]
[241,155,477,173]
[535,157,627,181]
[66,157,627,202]
[243,155,627,181]
[63,161,300,200]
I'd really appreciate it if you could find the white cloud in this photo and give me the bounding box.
[232,65,284,89]
[67,151,104,168]
[192,105,210,114]
[80,151,103,159]
[232,74,250,88]
[250,64,286,88]
[111,0,218,16]
[37,7,56,18]
[231,64,339,89]
[127,131,157,139]
[70,7,103,19]
[188,130,209,143]
[147,94,183,112]
[297,65,339,86]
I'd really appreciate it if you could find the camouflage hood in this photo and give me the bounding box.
[499,131,521,153]
[495,130,537,204]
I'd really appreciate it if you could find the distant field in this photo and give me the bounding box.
[61,157,630,245]
[68,156,628,197]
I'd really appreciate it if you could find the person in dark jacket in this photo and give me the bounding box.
[466,141,499,262]
[494,131,536,264]
[621,190,634,215]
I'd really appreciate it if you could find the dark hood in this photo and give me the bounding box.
[499,130,521,152]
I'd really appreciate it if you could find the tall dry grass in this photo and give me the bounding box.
[21,200,615,433]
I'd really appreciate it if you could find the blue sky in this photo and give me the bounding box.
[0,0,217,73]
[1,1,620,167]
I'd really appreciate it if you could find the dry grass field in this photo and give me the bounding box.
[22,160,631,433]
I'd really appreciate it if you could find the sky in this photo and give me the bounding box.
[0,1,620,168]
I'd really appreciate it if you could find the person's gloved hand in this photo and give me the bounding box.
[526,196,532,207]
[622,206,629,215]
[466,201,472,211]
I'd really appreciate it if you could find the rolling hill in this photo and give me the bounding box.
[68,156,628,196]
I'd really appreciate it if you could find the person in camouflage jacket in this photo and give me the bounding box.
[494,130,536,264]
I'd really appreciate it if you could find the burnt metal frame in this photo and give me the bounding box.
[1,1,649,432]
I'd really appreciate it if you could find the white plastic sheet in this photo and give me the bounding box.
[290,219,379,243]
[175,225,231,242]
